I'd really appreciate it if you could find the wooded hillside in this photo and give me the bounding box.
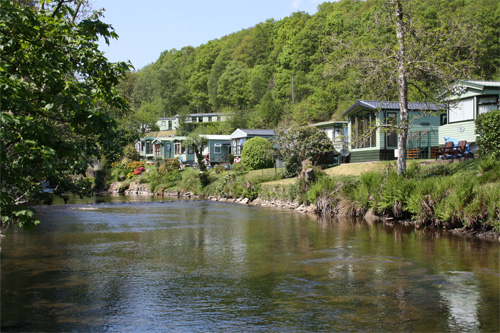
[118,0,500,132]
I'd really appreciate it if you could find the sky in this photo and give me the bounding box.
[93,0,322,70]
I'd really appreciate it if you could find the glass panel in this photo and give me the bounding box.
[449,98,474,122]
[478,104,497,115]
[478,96,498,104]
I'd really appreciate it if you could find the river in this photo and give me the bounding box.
[1,197,499,332]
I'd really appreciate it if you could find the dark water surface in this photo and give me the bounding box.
[1,198,499,332]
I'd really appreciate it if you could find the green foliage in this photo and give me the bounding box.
[475,109,500,159]
[214,165,226,174]
[128,161,145,170]
[123,144,141,161]
[185,133,208,171]
[275,126,337,177]
[241,137,274,170]
[165,158,181,171]
[117,0,498,130]
[228,154,235,164]
[199,171,211,187]
[0,1,131,231]
[352,171,385,210]
[230,162,248,173]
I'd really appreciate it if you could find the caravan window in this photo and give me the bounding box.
[449,98,474,123]
[477,96,498,115]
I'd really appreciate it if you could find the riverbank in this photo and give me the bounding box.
[103,158,500,241]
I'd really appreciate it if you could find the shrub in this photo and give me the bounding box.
[165,158,180,171]
[475,109,500,159]
[123,144,141,161]
[215,165,225,174]
[241,137,274,170]
[199,171,211,187]
[128,161,145,170]
[231,162,248,173]
[228,154,235,164]
[275,126,337,177]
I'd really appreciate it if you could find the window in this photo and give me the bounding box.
[477,95,499,115]
[145,142,153,154]
[385,112,397,147]
[192,117,197,123]
[449,98,474,123]
[161,121,166,126]
[198,117,203,123]
[154,144,161,157]
[214,143,221,154]
[168,121,172,130]
[135,142,141,153]
[217,116,221,121]
[352,112,377,149]
[174,142,182,155]
[334,128,343,142]
[440,113,447,126]
[236,138,244,155]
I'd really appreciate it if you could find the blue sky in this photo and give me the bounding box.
[93,0,322,70]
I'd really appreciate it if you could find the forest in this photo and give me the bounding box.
[118,0,500,135]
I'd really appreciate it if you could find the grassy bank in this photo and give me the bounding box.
[105,158,500,233]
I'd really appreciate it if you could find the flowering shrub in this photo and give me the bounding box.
[128,161,144,170]
[133,167,145,175]
[275,126,337,177]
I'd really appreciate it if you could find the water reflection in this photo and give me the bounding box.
[1,200,499,332]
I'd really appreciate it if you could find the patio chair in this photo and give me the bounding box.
[436,141,454,160]
[455,140,468,161]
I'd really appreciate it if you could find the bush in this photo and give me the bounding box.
[123,144,140,161]
[128,161,144,170]
[241,137,274,170]
[199,171,211,187]
[215,165,226,174]
[228,154,235,164]
[165,158,180,171]
[275,126,337,177]
[475,109,500,159]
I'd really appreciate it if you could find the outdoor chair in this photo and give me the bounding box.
[436,141,455,160]
[455,140,468,161]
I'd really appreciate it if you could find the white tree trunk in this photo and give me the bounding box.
[394,0,408,176]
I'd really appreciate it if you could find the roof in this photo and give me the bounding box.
[144,130,177,137]
[343,100,445,116]
[177,112,226,118]
[309,121,347,128]
[201,135,231,141]
[238,129,275,136]
[230,128,275,140]
[458,80,500,89]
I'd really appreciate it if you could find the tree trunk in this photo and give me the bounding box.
[393,0,408,176]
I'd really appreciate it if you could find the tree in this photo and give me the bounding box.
[185,133,208,171]
[326,0,481,175]
[0,1,131,233]
[241,137,274,170]
[475,109,500,159]
[275,126,336,177]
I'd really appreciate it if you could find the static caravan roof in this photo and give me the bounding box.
[310,121,347,128]
[201,135,231,141]
[343,100,444,116]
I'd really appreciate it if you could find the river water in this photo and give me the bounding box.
[1,197,499,332]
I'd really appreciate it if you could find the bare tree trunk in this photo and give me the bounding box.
[393,0,408,176]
